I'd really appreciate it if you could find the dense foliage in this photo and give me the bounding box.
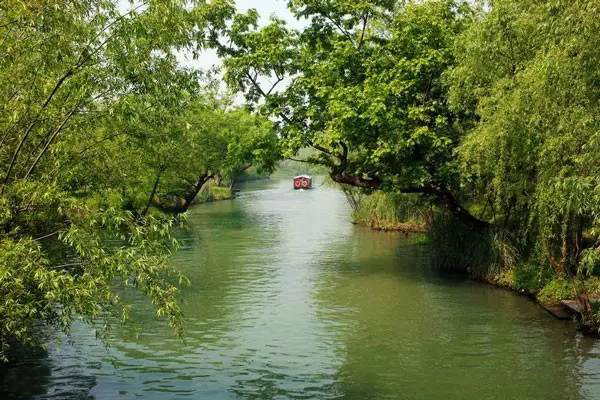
[0,0,279,360]
[3,0,600,358]
[450,0,600,276]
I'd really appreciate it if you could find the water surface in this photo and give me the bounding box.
[3,179,600,399]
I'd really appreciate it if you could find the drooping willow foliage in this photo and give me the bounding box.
[0,0,280,360]
[451,0,600,277]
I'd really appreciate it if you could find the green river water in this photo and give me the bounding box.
[3,178,600,399]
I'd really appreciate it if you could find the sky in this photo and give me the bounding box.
[117,0,301,71]
[237,0,296,23]
[180,0,301,71]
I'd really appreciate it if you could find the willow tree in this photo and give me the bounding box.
[0,0,236,360]
[449,0,600,280]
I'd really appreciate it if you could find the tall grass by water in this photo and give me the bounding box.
[343,190,428,232]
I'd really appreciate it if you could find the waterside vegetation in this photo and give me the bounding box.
[343,190,428,232]
[2,0,600,362]
[218,0,600,331]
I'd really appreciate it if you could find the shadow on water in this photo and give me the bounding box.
[4,178,600,399]
[0,345,52,400]
[0,339,97,400]
[314,231,596,399]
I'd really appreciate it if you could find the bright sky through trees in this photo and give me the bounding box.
[182,0,304,71]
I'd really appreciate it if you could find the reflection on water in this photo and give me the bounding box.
[3,179,600,399]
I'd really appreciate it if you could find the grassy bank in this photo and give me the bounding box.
[199,182,235,203]
[195,183,234,204]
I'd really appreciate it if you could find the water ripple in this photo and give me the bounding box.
[3,179,600,400]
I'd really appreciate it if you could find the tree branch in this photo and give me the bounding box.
[329,169,489,230]
[245,71,267,97]
[266,76,284,96]
[142,169,163,217]
[324,15,356,47]
[23,104,80,180]
[358,13,369,49]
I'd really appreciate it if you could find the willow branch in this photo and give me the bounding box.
[23,105,80,180]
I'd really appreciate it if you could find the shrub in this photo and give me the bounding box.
[350,191,428,231]
[512,263,554,294]
[537,278,574,304]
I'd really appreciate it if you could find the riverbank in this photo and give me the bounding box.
[352,194,600,334]
[195,183,234,204]
[352,219,427,233]
[347,191,429,233]
[483,270,600,334]
[428,230,600,333]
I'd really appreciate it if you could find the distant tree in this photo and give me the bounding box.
[148,96,279,214]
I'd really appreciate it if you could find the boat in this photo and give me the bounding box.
[293,175,312,190]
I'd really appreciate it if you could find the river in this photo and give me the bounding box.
[3,178,600,399]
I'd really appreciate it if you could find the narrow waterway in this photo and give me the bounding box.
[4,179,600,399]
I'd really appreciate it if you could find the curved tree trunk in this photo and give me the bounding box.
[154,173,213,214]
[142,169,162,217]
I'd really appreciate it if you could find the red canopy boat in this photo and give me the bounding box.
[293,175,312,190]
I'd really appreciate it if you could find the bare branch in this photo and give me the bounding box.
[287,156,329,166]
[245,71,267,97]
[33,231,60,241]
[358,13,369,49]
[324,15,356,46]
[266,76,284,96]
[50,262,83,270]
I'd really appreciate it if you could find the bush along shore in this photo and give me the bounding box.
[343,190,429,233]
[196,182,235,204]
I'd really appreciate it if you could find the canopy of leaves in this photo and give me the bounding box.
[218,0,486,228]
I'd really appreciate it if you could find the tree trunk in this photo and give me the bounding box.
[431,186,490,231]
[142,170,162,217]
[154,173,213,215]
